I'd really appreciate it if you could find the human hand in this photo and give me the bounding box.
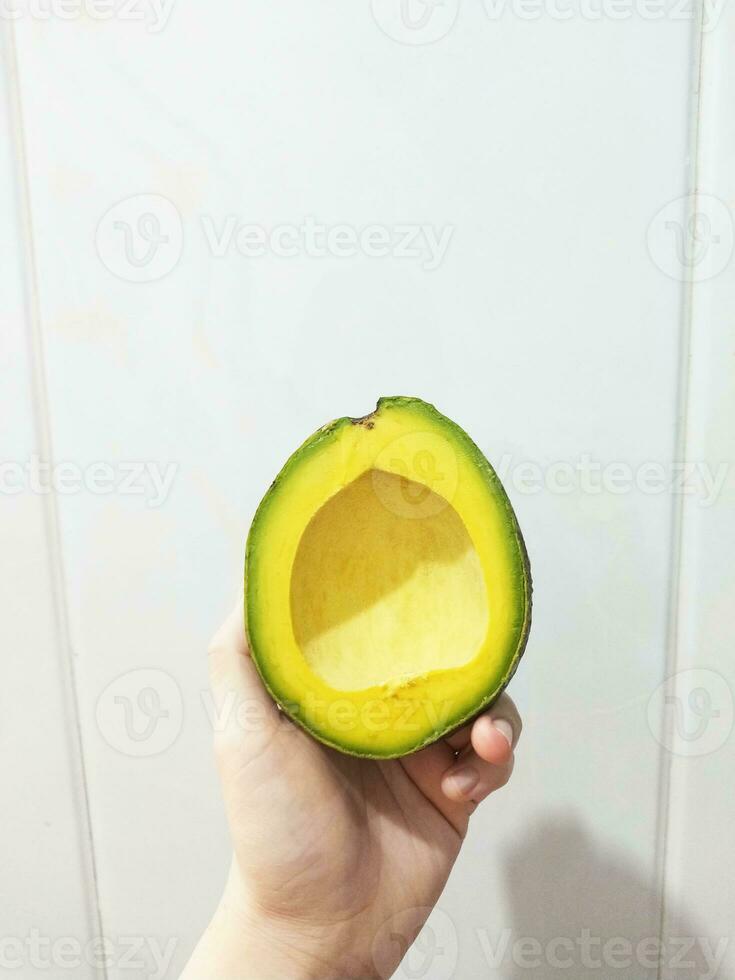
[182,601,522,979]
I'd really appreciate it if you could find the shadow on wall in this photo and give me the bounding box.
[500,815,729,980]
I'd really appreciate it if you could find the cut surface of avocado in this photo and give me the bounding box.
[245,396,531,758]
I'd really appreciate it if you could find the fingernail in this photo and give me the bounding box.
[493,719,514,747]
[450,766,479,798]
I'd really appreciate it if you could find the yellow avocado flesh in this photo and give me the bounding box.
[245,397,531,758]
[291,470,489,691]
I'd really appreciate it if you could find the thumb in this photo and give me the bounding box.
[207,601,281,758]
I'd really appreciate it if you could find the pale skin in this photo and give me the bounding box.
[182,601,522,980]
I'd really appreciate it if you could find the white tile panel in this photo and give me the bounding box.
[10,5,701,976]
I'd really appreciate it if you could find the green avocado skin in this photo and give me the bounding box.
[244,395,532,759]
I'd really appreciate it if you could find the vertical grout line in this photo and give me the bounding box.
[654,2,707,976]
[2,22,108,980]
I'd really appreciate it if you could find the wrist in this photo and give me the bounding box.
[182,862,370,980]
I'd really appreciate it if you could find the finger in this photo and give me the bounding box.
[482,692,522,749]
[444,723,473,753]
[444,692,522,761]
[399,741,472,839]
[207,601,281,754]
[441,693,521,805]
[471,719,513,769]
[441,751,515,805]
[400,695,520,836]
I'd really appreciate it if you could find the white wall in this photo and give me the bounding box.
[0,29,99,979]
[658,5,735,979]
[1,3,732,978]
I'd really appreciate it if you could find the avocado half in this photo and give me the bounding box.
[244,396,531,758]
